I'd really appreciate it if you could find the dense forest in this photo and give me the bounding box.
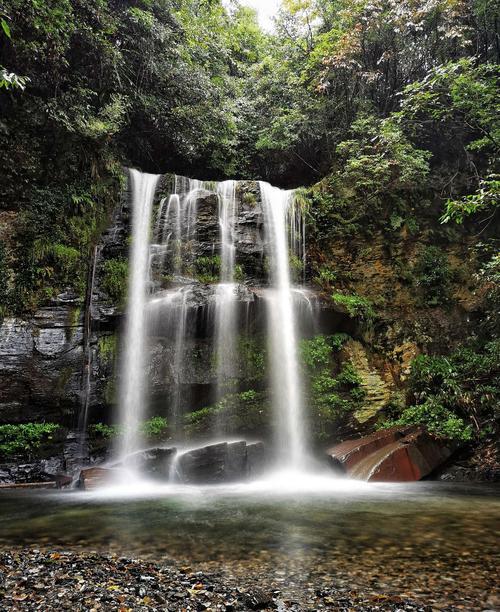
[0,0,498,463]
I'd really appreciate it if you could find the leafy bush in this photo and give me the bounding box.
[313,265,337,289]
[413,246,452,306]
[382,340,499,440]
[90,417,168,440]
[101,258,128,304]
[476,251,500,337]
[89,423,121,439]
[300,334,364,440]
[398,60,499,226]
[336,362,363,387]
[336,116,431,195]
[238,389,258,401]
[140,416,168,438]
[300,333,350,368]
[442,175,500,224]
[193,255,221,284]
[0,423,60,457]
[383,399,473,441]
[237,336,266,381]
[332,292,375,321]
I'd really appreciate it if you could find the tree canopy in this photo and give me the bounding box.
[0,0,498,311]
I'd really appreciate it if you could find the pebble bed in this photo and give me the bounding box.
[0,549,463,611]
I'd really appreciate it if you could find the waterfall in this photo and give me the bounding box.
[149,287,192,437]
[77,244,101,462]
[260,181,307,469]
[154,177,205,275]
[118,169,160,463]
[214,181,239,419]
[116,170,309,477]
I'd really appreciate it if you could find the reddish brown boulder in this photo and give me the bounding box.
[327,426,417,471]
[77,466,114,490]
[54,474,73,489]
[327,427,456,482]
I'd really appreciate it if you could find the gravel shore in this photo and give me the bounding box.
[0,549,451,611]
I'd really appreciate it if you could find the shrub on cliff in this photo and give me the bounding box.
[382,340,499,440]
[0,423,60,458]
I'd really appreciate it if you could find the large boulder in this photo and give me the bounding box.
[134,447,177,480]
[77,466,115,490]
[327,427,457,482]
[177,440,267,484]
[327,426,416,472]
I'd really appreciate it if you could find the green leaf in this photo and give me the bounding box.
[1,18,11,39]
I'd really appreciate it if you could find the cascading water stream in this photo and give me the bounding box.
[152,288,192,436]
[118,169,160,465]
[214,181,239,421]
[260,181,307,469]
[115,170,310,481]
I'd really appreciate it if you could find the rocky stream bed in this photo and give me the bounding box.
[0,545,498,612]
[0,482,498,611]
[0,549,432,611]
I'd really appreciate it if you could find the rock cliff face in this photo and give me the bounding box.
[0,178,286,441]
[0,300,84,425]
[0,174,487,481]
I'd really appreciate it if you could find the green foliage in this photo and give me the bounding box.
[441,175,500,224]
[1,16,11,38]
[400,60,499,157]
[242,191,257,207]
[0,68,29,90]
[332,292,375,321]
[184,390,268,437]
[384,399,473,441]
[336,362,363,387]
[383,340,499,440]
[98,334,117,362]
[0,423,60,457]
[89,422,120,440]
[336,117,431,196]
[238,389,257,401]
[305,115,431,241]
[300,333,349,368]
[140,416,168,438]
[90,417,168,440]
[238,336,266,381]
[0,10,29,91]
[413,246,452,306]
[193,255,221,284]
[289,253,304,282]
[476,251,500,337]
[300,334,363,440]
[398,59,500,224]
[313,265,336,289]
[101,258,128,304]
